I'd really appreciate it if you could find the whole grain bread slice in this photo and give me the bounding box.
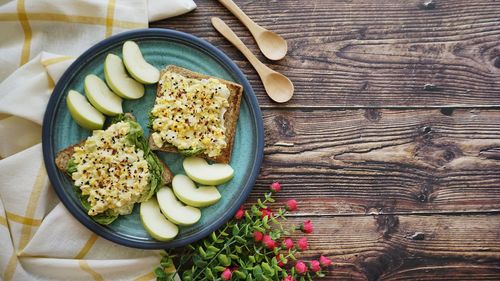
[148,65,243,164]
[55,114,173,184]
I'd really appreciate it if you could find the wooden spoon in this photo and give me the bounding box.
[212,17,294,103]
[217,0,287,61]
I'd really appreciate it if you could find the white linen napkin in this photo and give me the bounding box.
[0,1,195,280]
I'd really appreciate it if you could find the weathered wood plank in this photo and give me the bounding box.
[284,215,500,280]
[246,109,500,214]
[152,0,500,108]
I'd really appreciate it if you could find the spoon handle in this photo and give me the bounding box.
[211,17,269,75]
[216,0,264,35]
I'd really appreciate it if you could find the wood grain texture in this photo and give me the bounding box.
[154,1,500,279]
[152,0,500,108]
[285,215,500,280]
[246,109,500,214]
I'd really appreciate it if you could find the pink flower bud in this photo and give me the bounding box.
[234,206,244,220]
[260,208,272,218]
[253,231,264,242]
[270,182,281,192]
[295,261,308,274]
[310,260,321,272]
[285,199,297,211]
[319,255,332,267]
[283,238,294,249]
[300,220,314,234]
[283,276,295,281]
[263,235,277,250]
[221,268,232,280]
[297,237,308,251]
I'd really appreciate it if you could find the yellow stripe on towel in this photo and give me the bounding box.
[6,212,42,226]
[16,0,33,65]
[79,260,104,281]
[74,234,98,259]
[105,0,117,38]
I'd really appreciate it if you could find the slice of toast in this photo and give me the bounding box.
[149,65,243,164]
[56,114,173,184]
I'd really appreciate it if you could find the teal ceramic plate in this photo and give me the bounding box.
[42,29,264,249]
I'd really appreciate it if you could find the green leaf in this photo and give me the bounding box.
[179,147,205,157]
[207,245,220,252]
[267,197,275,203]
[261,262,274,276]
[205,268,214,279]
[154,267,167,280]
[198,246,207,258]
[252,265,263,277]
[182,271,192,281]
[160,255,173,268]
[193,255,207,267]
[245,210,252,220]
[232,224,240,236]
[253,226,266,233]
[251,205,260,216]
[235,236,246,244]
[218,254,231,267]
[317,272,326,277]
[249,256,256,263]
[257,199,267,209]
[300,277,305,281]
[234,270,246,279]
[246,273,254,281]
[211,232,218,242]
[235,245,242,254]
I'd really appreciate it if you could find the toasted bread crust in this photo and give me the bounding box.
[149,65,243,164]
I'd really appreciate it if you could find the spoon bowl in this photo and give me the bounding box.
[256,30,288,61]
[262,72,294,103]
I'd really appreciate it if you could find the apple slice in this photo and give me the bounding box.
[104,54,144,99]
[157,187,201,226]
[140,198,179,241]
[122,41,159,84]
[183,157,234,185]
[66,90,105,130]
[84,74,123,116]
[172,174,221,208]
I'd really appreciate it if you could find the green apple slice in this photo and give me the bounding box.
[122,41,159,84]
[157,187,201,226]
[183,157,234,185]
[66,90,105,130]
[172,174,221,208]
[104,54,144,99]
[140,198,179,241]
[84,74,123,116]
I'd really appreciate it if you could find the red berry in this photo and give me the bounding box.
[270,182,281,192]
[283,276,295,281]
[295,261,308,274]
[319,255,333,267]
[262,235,277,250]
[297,237,308,251]
[234,206,244,220]
[300,220,314,234]
[285,199,297,211]
[260,208,272,218]
[221,268,232,280]
[253,231,264,242]
[283,238,294,249]
[310,260,321,272]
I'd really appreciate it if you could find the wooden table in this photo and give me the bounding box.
[153,0,500,279]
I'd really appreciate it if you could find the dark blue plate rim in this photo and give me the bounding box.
[42,28,264,249]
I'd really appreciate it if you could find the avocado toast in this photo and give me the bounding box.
[148,65,243,164]
[56,113,172,225]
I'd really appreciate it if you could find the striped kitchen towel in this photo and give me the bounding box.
[0,0,195,280]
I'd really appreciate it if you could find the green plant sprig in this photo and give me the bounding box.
[155,183,332,281]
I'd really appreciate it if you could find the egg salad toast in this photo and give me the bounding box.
[148,65,243,164]
[55,113,172,225]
